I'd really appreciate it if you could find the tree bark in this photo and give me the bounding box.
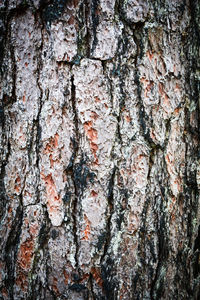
[0,0,199,299]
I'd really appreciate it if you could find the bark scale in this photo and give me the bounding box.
[0,0,199,299]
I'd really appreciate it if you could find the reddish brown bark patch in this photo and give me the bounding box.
[84,121,99,164]
[91,267,103,288]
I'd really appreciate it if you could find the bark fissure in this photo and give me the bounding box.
[69,73,80,270]
[34,14,45,206]
[90,0,99,55]
[101,166,116,264]
[0,138,10,221]
[4,204,23,300]
[150,182,169,300]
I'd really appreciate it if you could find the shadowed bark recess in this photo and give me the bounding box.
[0,0,199,299]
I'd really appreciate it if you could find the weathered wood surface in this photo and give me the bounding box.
[0,0,199,299]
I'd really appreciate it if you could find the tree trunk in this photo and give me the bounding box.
[0,0,199,299]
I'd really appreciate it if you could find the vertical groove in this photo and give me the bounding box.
[70,73,80,271]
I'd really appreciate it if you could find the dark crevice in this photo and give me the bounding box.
[100,167,117,299]
[84,0,91,58]
[90,0,99,55]
[69,283,87,292]
[73,155,95,196]
[134,70,154,147]
[150,181,169,300]
[9,51,16,105]
[88,273,95,300]
[115,186,128,232]
[115,114,122,146]
[77,0,90,58]
[193,225,200,279]
[33,9,45,206]
[101,257,118,300]
[42,0,67,26]
[105,28,129,144]
[2,13,17,107]
[0,140,11,221]
[189,0,200,47]
[69,73,79,271]
[101,166,116,263]
[4,203,23,300]
[184,2,200,281]
[0,6,7,70]
[0,102,5,129]
[0,11,11,217]
[0,3,19,298]
[70,74,79,156]
[174,247,192,298]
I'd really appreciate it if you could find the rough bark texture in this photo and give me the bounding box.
[0,0,199,299]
